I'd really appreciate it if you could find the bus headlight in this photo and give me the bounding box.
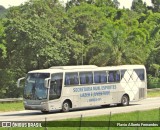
[40,102,46,105]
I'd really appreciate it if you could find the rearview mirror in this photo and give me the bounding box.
[17,77,25,88]
[44,78,50,88]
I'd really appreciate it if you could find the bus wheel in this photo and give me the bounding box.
[121,95,129,106]
[62,101,70,112]
[41,111,49,114]
[101,104,110,108]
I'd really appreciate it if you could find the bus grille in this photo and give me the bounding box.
[27,101,41,105]
[139,88,145,99]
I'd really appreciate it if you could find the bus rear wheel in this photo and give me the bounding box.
[62,101,70,112]
[121,95,129,106]
[41,111,49,114]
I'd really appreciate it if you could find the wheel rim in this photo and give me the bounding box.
[122,96,128,105]
[64,103,68,110]
[63,102,69,111]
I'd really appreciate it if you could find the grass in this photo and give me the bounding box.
[0,102,24,112]
[147,90,160,98]
[0,109,159,130]
[0,90,159,130]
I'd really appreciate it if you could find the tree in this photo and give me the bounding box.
[131,0,148,14]
[88,20,142,66]
[146,13,160,75]
[66,0,119,10]
[151,0,160,12]
[4,0,70,71]
[67,2,107,64]
[88,7,151,66]
[0,21,6,61]
[1,0,71,97]
[0,5,6,18]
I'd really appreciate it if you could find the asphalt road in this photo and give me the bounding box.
[0,97,160,121]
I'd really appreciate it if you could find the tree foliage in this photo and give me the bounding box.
[151,0,160,12]
[131,0,148,14]
[0,0,160,97]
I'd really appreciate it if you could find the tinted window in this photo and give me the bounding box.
[134,69,145,81]
[108,71,120,82]
[50,73,63,100]
[79,72,93,84]
[65,72,79,86]
[121,69,126,79]
[94,71,107,83]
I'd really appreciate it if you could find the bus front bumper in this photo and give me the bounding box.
[24,101,49,111]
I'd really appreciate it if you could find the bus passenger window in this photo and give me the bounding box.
[121,70,126,79]
[134,69,145,81]
[79,72,93,84]
[50,73,63,100]
[80,73,86,84]
[94,71,107,83]
[108,71,120,83]
[65,72,79,86]
[108,71,114,82]
[115,71,120,82]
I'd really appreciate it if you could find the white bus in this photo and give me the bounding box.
[18,65,147,113]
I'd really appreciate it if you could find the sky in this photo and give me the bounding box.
[119,0,152,9]
[0,0,28,8]
[0,0,152,9]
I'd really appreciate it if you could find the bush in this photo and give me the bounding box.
[147,74,160,89]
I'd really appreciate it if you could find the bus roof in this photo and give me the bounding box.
[49,65,98,69]
[28,65,145,74]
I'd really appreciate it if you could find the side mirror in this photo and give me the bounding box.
[44,78,50,88]
[17,77,25,88]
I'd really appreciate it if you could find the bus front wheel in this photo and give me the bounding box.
[121,95,129,106]
[62,101,70,112]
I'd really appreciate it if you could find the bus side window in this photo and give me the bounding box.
[100,72,107,83]
[121,70,126,80]
[94,72,100,83]
[94,71,107,83]
[86,73,93,84]
[134,69,145,81]
[108,71,120,83]
[65,75,70,85]
[80,72,93,84]
[65,72,79,86]
[50,73,63,100]
[108,71,115,82]
[80,73,86,84]
[115,71,120,82]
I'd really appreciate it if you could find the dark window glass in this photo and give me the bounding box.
[79,72,93,84]
[24,73,50,100]
[65,72,79,86]
[49,73,63,100]
[116,71,120,81]
[94,71,107,83]
[134,69,145,81]
[108,71,120,82]
[121,69,126,79]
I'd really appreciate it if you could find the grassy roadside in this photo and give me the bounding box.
[0,109,159,130]
[147,90,160,97]
[0,90,159,112]
[0,102,24,112]
[0,91,159,129]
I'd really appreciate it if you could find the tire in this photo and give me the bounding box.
[62,101,70,112]
[41,111,49,114]
[101,104,110,108]
[121,95,129,106]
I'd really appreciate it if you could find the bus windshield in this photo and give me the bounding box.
[24,73,50,100]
